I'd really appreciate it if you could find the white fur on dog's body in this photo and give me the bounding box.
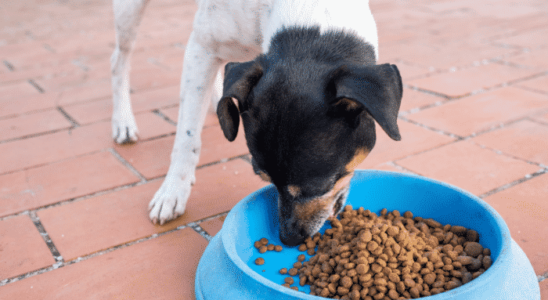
[111,0,378,224]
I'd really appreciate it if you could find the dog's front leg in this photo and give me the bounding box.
[110,0,149,144]
[148,33,223,225]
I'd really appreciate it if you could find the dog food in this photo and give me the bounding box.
[261,205,492,299]
[255,257,265,265]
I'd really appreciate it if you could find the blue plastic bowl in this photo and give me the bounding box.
[196,170,540,299]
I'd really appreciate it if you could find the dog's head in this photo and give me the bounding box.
[217,55,402,246]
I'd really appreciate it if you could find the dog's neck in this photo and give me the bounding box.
[261,0,378,59]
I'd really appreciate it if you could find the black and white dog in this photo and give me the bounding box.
[110,0,402,246]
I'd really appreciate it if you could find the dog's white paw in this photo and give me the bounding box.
[148,175,192,225]
[112,115,139,144]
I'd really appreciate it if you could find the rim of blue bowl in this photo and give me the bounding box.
[221,170,512,299]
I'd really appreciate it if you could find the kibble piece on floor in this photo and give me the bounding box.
[275,245,283,252]
[255,257,265,265]
[279,268,288,275]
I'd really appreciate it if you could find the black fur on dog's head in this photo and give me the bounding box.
[217,27,403,246]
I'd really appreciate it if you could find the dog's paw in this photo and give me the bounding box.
[112,115,139,144]
[148,175,192,225]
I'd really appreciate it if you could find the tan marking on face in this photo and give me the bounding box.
[346,148,370,172]
[293,173,352,221]
[336,98,360,110]
[287,185,301,197]
[333,173,353,194]
[294,197,332,221]
[258,171,271,182]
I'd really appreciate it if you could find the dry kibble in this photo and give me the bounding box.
[457,256,473,265]
[464,242,483,258]
[259,245,267,254]
[255,257,265,265]
[466,230,480,242]
[259,238,268,245]
[275,245,283,252]
[268,208,491,299]
[424,273,436,285]
[482,256,492,269]
[450,226,467,236]
[284,277,294,285]
[267,244,275,251]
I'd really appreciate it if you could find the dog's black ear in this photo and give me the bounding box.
[329,63,403,141]
[217,60,263,141]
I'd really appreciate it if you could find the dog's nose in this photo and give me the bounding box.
[279,233,303,247]
[279,228,306,246]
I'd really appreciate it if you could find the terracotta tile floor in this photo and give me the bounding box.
[1,0,547,298]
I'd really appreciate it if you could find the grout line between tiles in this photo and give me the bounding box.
[402,67,548,113]
[56,106,80,128]
[27,79,44,93]
[402,84,451,100]
[0,148,108,177]
[152,109,177,126]
[479,168,547,199]
[0,179,151,222]
[398,117,462,140]
[385,161,420,176]
[108,148,148,182]
[538,271,548,283]
[29,212,64,263]
[527,116,548,127]
[189,223,212,241]
[3,60,14,71]
[515,84,548,96]
[0,126,73,145]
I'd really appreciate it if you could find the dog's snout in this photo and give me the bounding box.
[279,226,306,246]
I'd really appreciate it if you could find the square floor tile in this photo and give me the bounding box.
[483,173,548,275]
[356,120,455,169]
[0,215,54,280]
[396,141,540,195]
[0,109,72,142]
[407,63,538,97]
[471,120,548,166]
[518,74,548,95]
[115,124,248,179]
[0,151,140,217]
[406,86,548,137]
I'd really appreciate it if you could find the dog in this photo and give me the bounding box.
[110,0,403,246]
